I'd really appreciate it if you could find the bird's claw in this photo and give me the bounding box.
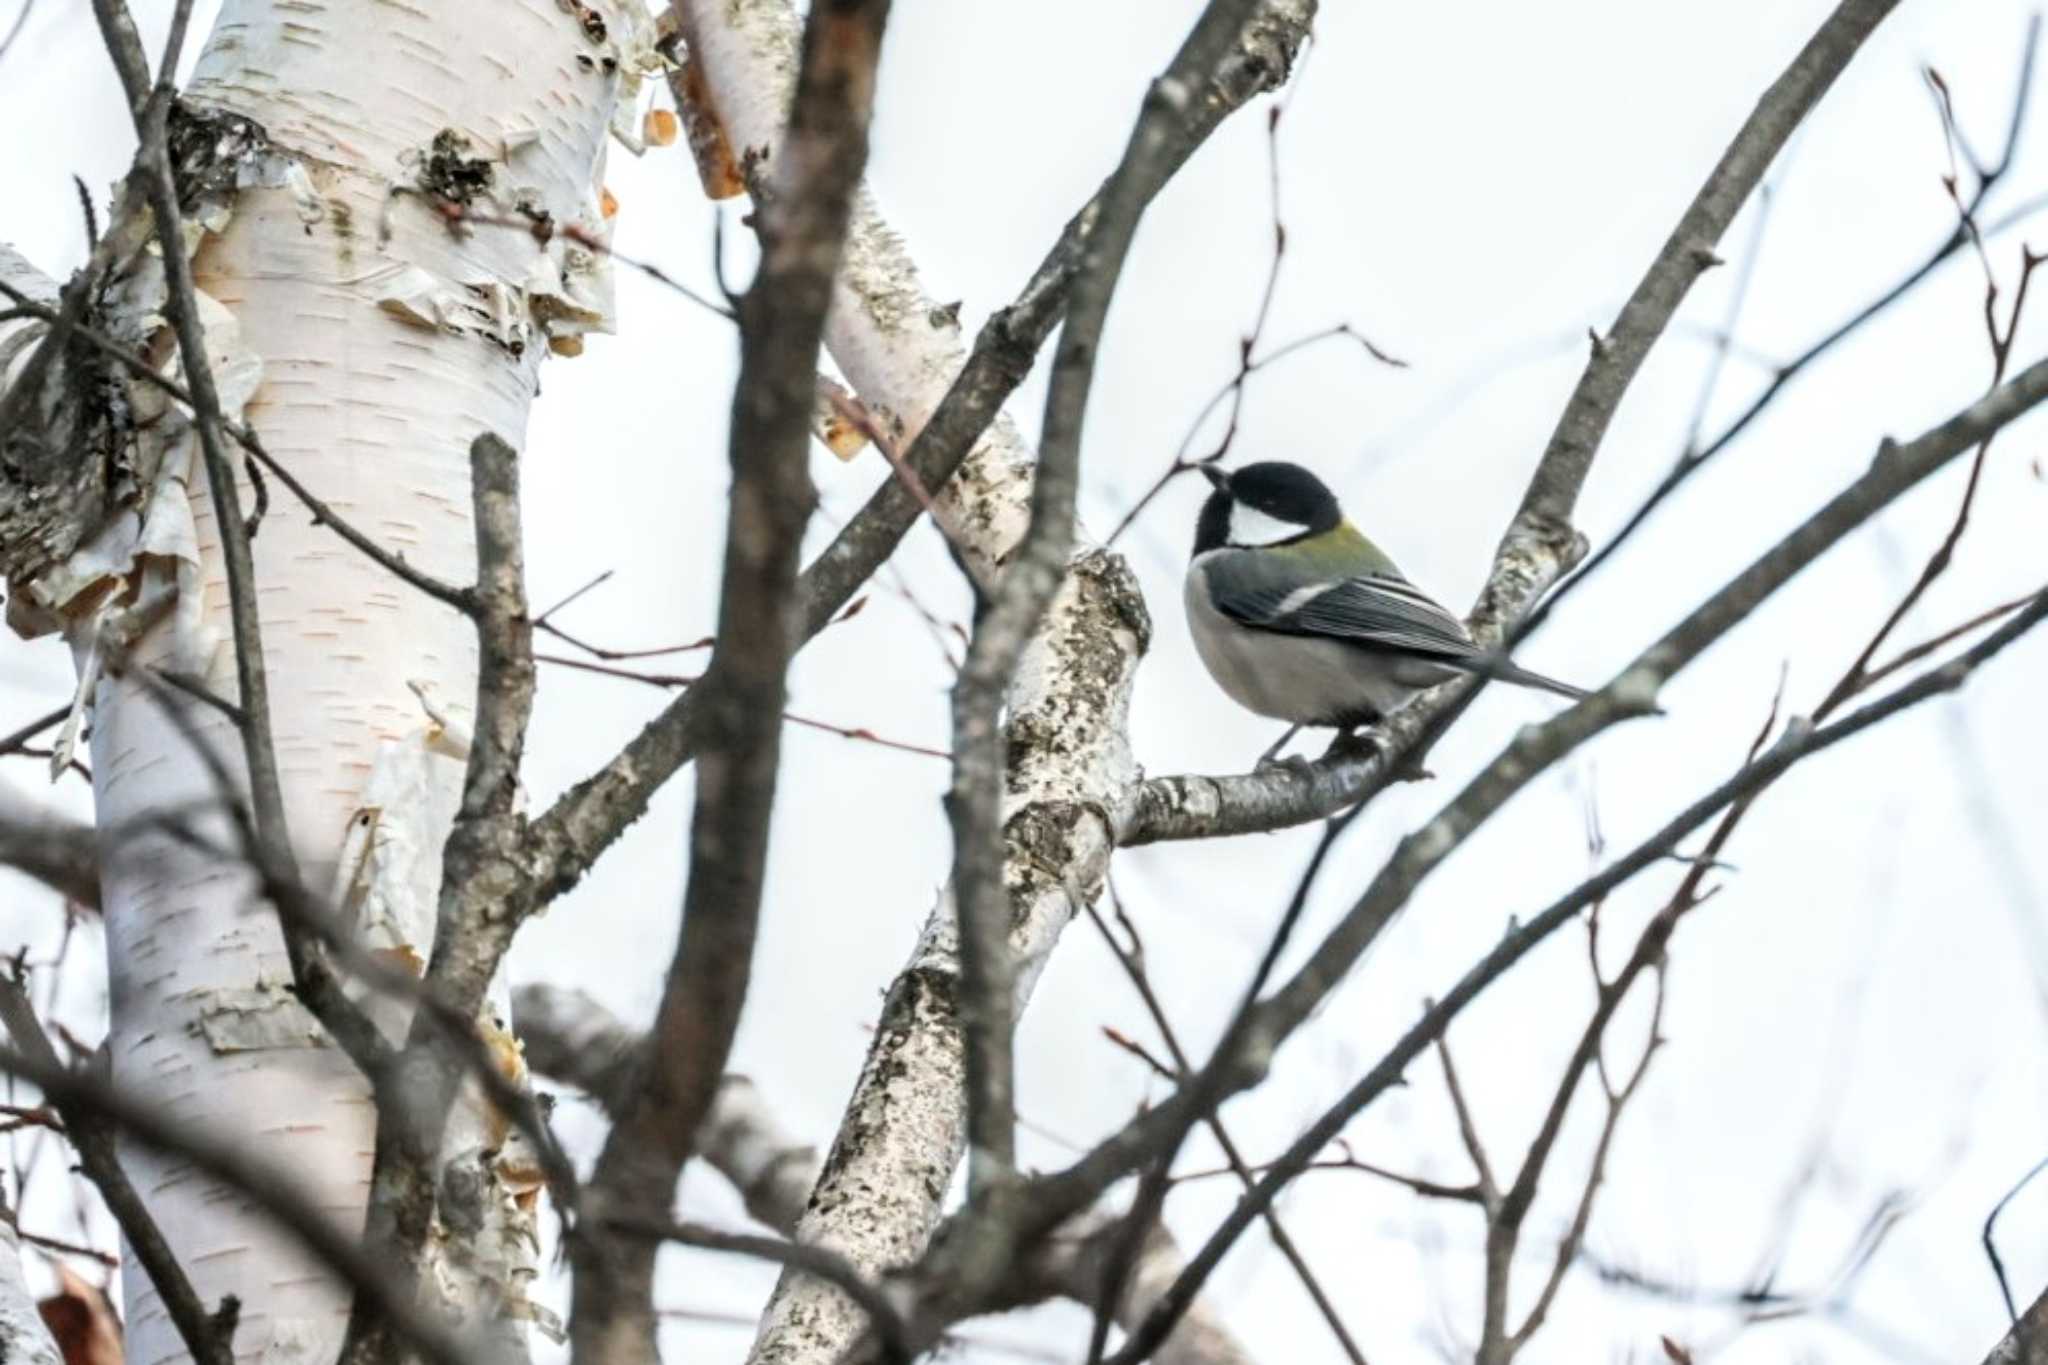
[1254,751,1316,778]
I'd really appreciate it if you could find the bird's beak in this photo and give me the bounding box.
[1197,462,1229,491]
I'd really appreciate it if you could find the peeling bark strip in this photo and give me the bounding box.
[0,3,626,1362]
[567,5,894,1364]
[0,242,126,593]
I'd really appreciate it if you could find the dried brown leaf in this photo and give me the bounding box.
[643,107,680,148]
[39,1265,122,1365]
[813,376,871,461]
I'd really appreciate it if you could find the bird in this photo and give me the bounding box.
[1184,459,1588,768]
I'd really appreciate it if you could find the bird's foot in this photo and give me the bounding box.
[1254,751,1316,778]
[1253,724,1305,774]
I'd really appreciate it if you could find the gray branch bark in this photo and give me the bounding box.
[1987,1288,2048,1365]
[513,984,1252,1365]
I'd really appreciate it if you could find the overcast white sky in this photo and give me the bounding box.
[6,2,2048,1362]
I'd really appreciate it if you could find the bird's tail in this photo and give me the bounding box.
[1466,653,1591,702]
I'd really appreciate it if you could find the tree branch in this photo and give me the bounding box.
[513,0,1313,914]
[342,432,538,1365]
[1039,357,2048,1261]
[950,0,1264,1198]
[1118,0,1905,846]
[513,984,1255,1365]
[1098,583,2048,1361]
[1522,12,2040,643]
[567,5,892,1361]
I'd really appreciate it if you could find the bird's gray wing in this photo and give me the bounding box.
[1204,553,1480,661]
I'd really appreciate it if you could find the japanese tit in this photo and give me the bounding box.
[1184,460,1586,765]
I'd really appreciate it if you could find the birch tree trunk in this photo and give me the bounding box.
[5,3,627,1360]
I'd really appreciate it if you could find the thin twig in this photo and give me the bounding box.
[1082,888,1369,1364]
[0,1037,475,1365]
[1984,1152,2048,1323]
[1100,586,2048,1363]
[1517,13,2040,646]
[1103,89,1404,549]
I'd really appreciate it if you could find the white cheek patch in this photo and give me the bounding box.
[1227,502,1305,547]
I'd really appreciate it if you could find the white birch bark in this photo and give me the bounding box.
[4,4,630,1360]
[0,1217,63,1365]
[678,0,1037,571]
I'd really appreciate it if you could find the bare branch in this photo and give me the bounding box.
[1120,0,1906,846]
[951,0,1266,1198]
[1093,584,2048,1361]
[1083,894,1367,1363]
[1435,1032,1500,1213]
[513,984,1255,1365]
[568,4,892,1360]
[343,432,538,1365]
[1521,13,2040,644]
[1485,0,1903,623]
[514,0,1314,914]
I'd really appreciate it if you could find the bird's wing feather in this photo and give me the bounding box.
[1203,553,1479,660]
